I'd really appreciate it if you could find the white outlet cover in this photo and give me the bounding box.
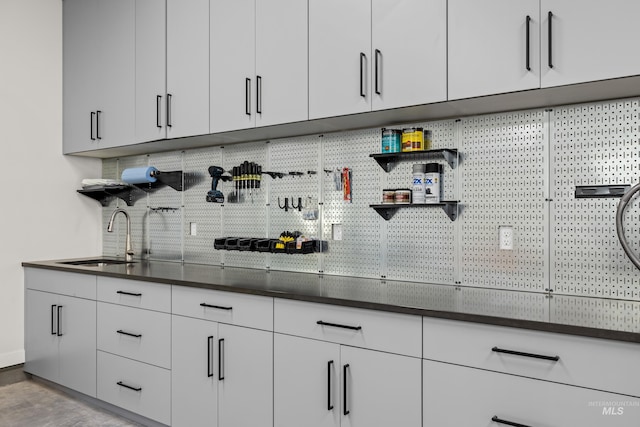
[190,222,197,236]
[331,224,343,241]
[499,226,513,250]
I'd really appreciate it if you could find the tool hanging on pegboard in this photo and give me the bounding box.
[206,166,232,203]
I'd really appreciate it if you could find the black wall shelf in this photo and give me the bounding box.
[77,185,137,207]
[369,149,459,172]
[370,202,459,221]
[133,171,184,192]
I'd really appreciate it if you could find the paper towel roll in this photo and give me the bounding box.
[121,167,159,184]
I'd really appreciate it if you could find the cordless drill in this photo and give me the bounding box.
[206,166,230,203]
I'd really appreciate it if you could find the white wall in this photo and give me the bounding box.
[0,0,102,368]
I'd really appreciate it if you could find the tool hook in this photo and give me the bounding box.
[278,197,289,212]
[290,197,302,212]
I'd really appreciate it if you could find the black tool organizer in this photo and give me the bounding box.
[215,237,328,255]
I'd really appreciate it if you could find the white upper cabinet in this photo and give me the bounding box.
[540,0,640,88]
[255,0,308,127]
[448,0,540,100]
[96,0,136,149]
[310,0,447,119]
[135,0,167,144]
[309,0,372,120]
[210,0,308,133]
[371,0,447,110]
[63,0,135,153]
[63,0,99,154]
[210,0,256,133]
[166,0,210,139]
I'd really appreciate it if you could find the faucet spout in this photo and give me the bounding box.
[107,208,134,263]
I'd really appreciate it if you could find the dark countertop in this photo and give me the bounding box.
[22,257,640,344]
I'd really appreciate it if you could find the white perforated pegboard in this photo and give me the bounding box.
[147,151,183,261]
[268,135,321,273]
[183,147,223,265]
[321,129,382,279]
[460,110,548,292]
[385,119,458,284]
[550,295,640,332]
[220,141,268,270]
[550,99,640,300]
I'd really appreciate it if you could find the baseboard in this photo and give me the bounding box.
[0,350,25,369]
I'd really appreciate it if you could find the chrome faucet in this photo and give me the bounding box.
[107,208,134,263]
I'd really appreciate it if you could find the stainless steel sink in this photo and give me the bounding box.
[58,258,134,267]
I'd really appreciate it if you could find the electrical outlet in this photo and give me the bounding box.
[499,226,513,250]
[190,222,197,236]
[331,224,343,241]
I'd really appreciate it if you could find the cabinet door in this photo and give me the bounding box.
[218,324,273,427]
[309,0,371,119]
[63,0,99,154]
[371,0,447,110]
[274,334,340,427]
[136,0,167,143]
[210,0,256,133]
[172,315,218,427]
[57,295,97,398]
[24,290,59,383]
[166,0,210,139]
[423,359,640,426]
[541,0,640,88]
[96,0,135,149]
[255,0,308,127]
[341,346,421,427]
[448,0,540,100]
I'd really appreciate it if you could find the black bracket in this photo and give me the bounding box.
[369,149,459,172]
[77,185,137,206]
[134,171,184,192]
[575,184,630,198]
[370,202,459,221]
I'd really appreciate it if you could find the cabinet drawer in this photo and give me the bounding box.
[97,351,170,426]
[97,276,170,313]
[274,299,421,357]
[423,317,640,397]
[97,302,171,369]
[25,268,96,300]
[172,285,273,331]
[423,360,640,427]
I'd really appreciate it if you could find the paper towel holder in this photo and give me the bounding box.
[134,170,184,192]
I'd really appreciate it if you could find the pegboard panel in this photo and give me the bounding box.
[550,295,640,332]
[550,99,640,300]
[321,129,382,279]
[385,280,458,311]
[101,158,120,257]
[220,141,268,269]
[102,156,148,260]
[268,135,321,273]
[148,151,183,261]
[183,147,223,265]
[458,288,549,321]
[460,110,547,292]
[385,119,457,284]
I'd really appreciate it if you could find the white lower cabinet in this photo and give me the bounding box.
[274,299,422,427]
[423,359,640,426]
[97,351,171,425]
[172,316,273,427]
[25,289,97,398]
[274,336,422,427]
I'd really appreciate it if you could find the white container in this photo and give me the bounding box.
[412,164,426,204]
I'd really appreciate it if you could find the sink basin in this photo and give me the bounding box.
[58,258,134,267]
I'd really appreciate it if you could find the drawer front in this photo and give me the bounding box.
[423,360,640,427]
[172,285,273,331]
[97,351,170,425]
[97,276,170,313]
[274,299,421,357]
[97,302,171,369]
[25,268,96,300]
[423,317,640,397]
